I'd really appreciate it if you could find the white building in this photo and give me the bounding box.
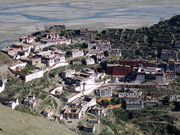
[23,69,44,82]
[168,61,180,72]
[2,47,22,57]
[65,92,83,103]
[96,87,112,97]
[18,50,30,58]
[161,49,178,61]
[135,66,165,84]
[0,97,19,109]
[65,69,96,92]
[175,41,180,48]
[66,73,95,91]
[96,53,105,60]
[164,70,176,83]
[0,80,7,93]
[61,69,75,79]
[88,40,111,50]
[49,86,64,95]
[41,53,66,67]
[82,68,95,74]
[85,49,103,56]
[69,97,96,113]
[87,119,100,124]
[126,101,144,110]
[46,33,59,40]
[11,42,34,52]
[45,38,71,46]
[90,106,105,117]
[33,43,48,51]
[9,62,27,71]
[9,62,44,82]
[19,36,36,43]
[118,91,142,98]
[69,49,84,57]
[109,49,122,57]
[169,94,180,102]
[63,108,82,119]
[22,94,36,107]
[85,58,95,65]
[83,124,96,133]
[42,107,55,118]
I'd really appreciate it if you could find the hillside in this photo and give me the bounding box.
[0,105,75,135]
[0,15,180,135]
[98,15,180,59]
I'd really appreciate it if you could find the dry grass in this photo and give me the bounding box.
[0,51,12,65]
[0,105,75,135]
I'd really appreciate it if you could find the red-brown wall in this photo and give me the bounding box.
[106,66,132,76]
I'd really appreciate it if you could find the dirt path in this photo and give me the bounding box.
[50,95,62,115]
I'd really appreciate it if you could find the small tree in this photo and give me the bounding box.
[111,97,122,105]
[102,99,111,106]
[117,98,122,104]
[111,97,118,105]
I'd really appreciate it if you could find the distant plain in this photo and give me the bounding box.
[0,0,180,48]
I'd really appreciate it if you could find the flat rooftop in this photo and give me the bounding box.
[64,108,81,114]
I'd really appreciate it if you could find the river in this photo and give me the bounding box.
[0,0,180,48]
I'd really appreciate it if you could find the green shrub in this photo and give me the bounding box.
[111,97,122,105]
[39,93,47,99]
[102,99,111,106]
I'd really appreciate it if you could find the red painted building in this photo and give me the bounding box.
[106,60,157,76]
[119,60,139,67]
[106,64,132,76]
[142,62,157,67]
